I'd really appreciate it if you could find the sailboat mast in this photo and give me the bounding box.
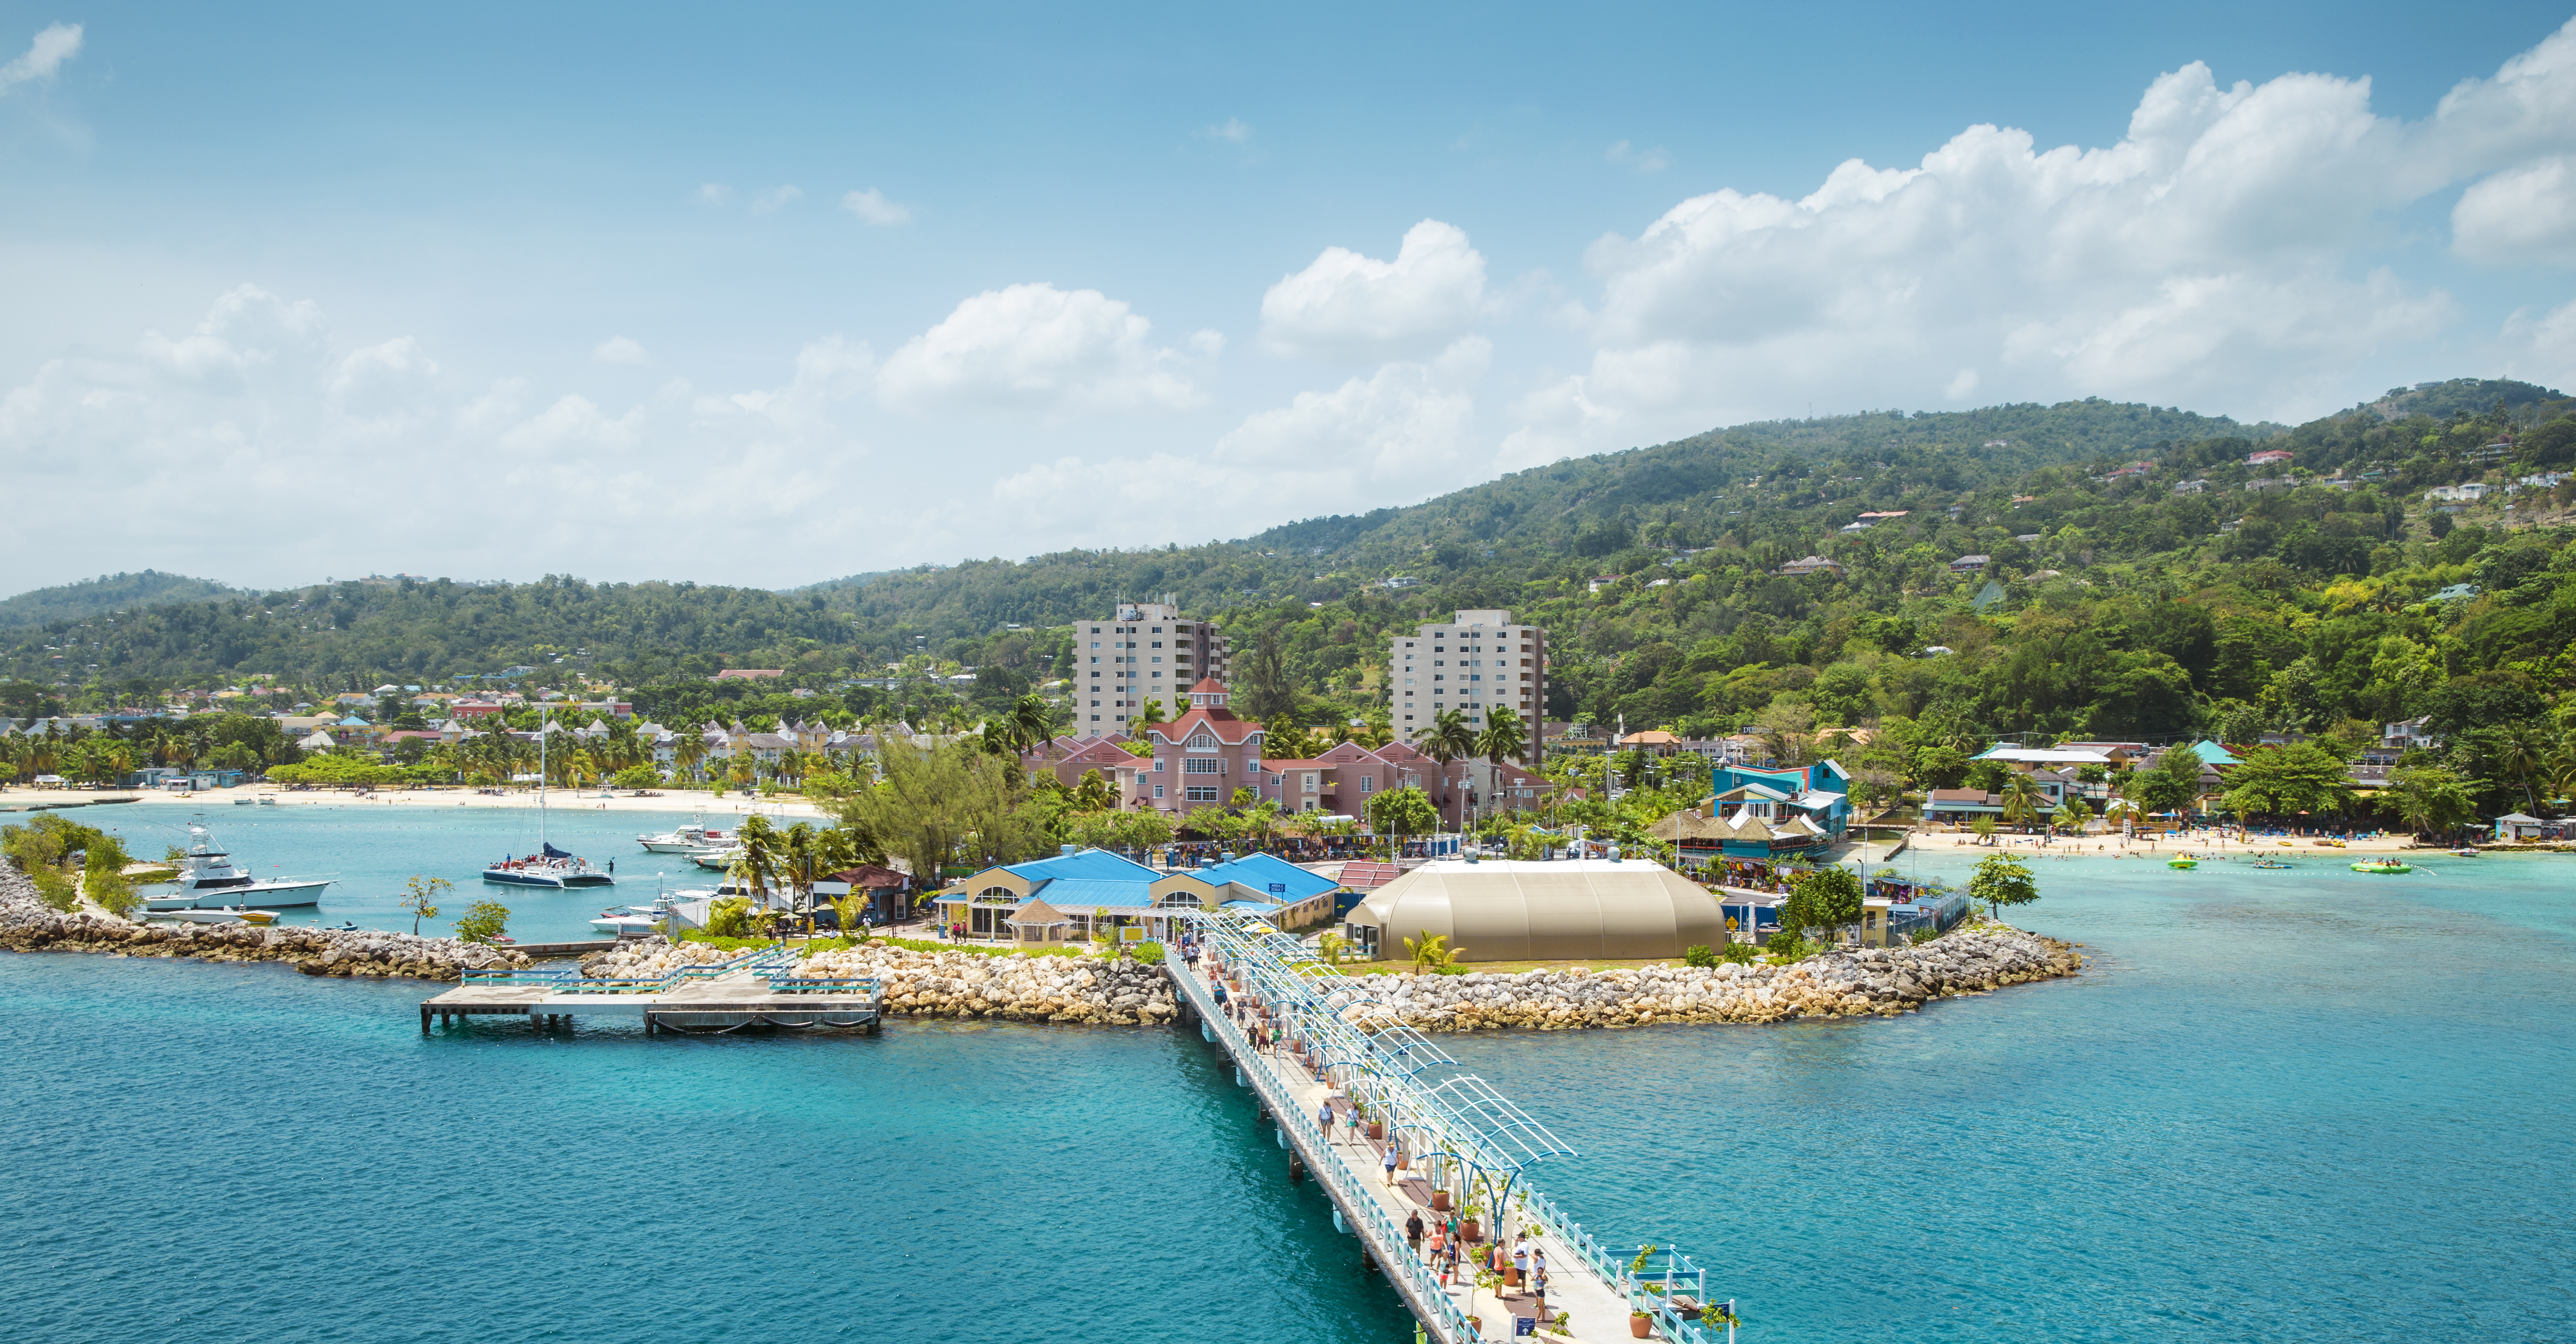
[538,704,547,848]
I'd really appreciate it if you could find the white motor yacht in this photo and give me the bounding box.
[638,813,731,854]
[144,818,335,911]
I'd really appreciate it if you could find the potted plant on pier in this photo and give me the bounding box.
[1629,1308,1654,1338]
[1365,1106,1386,1141]
[1459,1197,1484,1244]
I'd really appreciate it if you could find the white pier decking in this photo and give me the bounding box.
[1167,910,1737,1344]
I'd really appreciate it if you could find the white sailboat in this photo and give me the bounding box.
[480,706,615,889]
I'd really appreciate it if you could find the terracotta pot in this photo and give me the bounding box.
[1396,1152,1410,1170]
[1367,1120,1385,1140]
[1630,1313,1653,1339]
[1461,1217,1482,1243]
[1431,1190,1451,1212]
[1504,1267,1521,1287]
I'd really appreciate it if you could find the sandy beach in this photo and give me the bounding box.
[0,784,832,820]
[1907,826,2426,854]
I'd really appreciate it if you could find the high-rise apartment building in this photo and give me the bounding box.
[1077,599,1235,730]
[1390,608,1546,767]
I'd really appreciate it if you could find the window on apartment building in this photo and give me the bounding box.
[1359,776,1374,792]
[1183,758,1220,774]
[1154,784,1165,798]
[1184,786,1218,802]
[1153,759,1165,772]
[1303,773,1319,792]
[1152,626,1163,633]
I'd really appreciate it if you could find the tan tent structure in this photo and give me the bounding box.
[1341,859,1728,962]
[1004,896,1074,944]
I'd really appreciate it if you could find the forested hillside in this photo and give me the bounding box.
[0,572,234,628]
[8,382,2576,826]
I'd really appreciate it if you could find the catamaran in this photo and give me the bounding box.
[144,817,335,911]
[480,706,615,889]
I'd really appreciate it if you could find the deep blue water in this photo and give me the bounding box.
[4,840,2573,1342]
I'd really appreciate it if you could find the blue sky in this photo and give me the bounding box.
[3,2,2575,595]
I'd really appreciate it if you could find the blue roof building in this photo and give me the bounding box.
[931,846,1343,944]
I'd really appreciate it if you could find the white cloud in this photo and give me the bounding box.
[980,338,1490,546]
[1606,140,1669,173]
[593,336,652,366]
[2453,156,2576,265]
[2501,296,2576,389]
[749,185,803,214]
[1260,219,1487,361]
[0,22,80,94]
[1505,21,2576,457]
[877,283,1217,414]
[1205,117,1252,144]
[694,183,732,206]
[840,188,912,226]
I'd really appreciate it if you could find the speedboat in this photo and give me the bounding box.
[639,815,731,854]
[589,903,672,936]
[143,818,334,910]
[165,907,276,925]
[483,843,617,889]
[691,845,742,872]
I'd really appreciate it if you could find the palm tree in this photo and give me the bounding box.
[1474,707,1530,825]
[1002,693,1056,755]
[730,814,783,909]
[674,732,707,783]
[2496,725,2547,813]
[1998,773,2044,831]
[1422,710,1475,828]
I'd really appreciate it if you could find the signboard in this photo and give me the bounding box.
[1268,882,1287,895]
[1513,1318,1537,1337]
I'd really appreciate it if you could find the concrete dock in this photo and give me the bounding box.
[419,964,883,1035]
[1168,911,1735,1344]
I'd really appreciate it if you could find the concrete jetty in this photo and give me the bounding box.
[419,949,882,1035]
[1168,909,1737,1344]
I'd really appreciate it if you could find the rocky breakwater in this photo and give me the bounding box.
[784,944,1178,1025]
[1352,927,2083,1031]
[0,864,534,982]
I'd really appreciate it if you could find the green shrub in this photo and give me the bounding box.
[1716,938,1758,965]
[1127,940,1165,966]
[453,901,511,944]
[1682,944,1717,968]
[29,867,76,912]
[85,868,139,918]
[703,896,756,938]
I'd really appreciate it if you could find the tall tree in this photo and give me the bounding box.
[1239,624,1297,721]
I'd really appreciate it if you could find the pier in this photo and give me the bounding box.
[1169,908,1737,1344]
[419,945,882,1035]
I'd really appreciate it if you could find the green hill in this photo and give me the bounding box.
[0,571,236,628]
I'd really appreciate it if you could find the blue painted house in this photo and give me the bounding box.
[1696,760,1852,858]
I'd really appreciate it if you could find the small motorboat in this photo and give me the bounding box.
[257,796,278,806]
[233,797,255,805]
[2451,848,2480,858]
[168,907,276,925]
[2167,857,2198,869]
[2352,859,2413,874]
[589,904,671,936]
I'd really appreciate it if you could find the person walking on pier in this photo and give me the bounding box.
[1318,1099,1335,1141]
[1383,1144,1399,1186]
[1405,1210,1424,1253]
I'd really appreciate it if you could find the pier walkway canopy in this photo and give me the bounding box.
[1341,858,1727,962]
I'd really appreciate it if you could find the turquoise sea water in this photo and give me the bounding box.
[79,801,761,942]
[4,832,2573,1342]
